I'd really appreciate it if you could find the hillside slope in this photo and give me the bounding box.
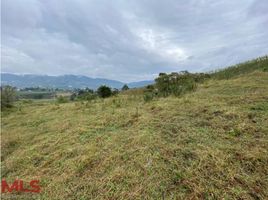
[1,69,268,199]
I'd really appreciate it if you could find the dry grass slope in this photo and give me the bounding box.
[1,70,268,199]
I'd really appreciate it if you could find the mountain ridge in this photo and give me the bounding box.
[0,73,154,89]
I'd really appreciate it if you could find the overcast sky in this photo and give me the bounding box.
[2,0,268,82]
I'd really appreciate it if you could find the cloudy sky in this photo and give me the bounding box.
[2,0,268,82]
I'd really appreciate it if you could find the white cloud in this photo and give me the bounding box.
[2,0,268,82]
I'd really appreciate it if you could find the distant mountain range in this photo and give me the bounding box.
[1,73,154,90]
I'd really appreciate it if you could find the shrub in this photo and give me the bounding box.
[72,88,98,101]
[70,93,76,101]
[112,88,119,96]
[155,71,198,97]
[97,85,112,98]
[1,85,16,109]
[228,128,242,137]
[57,95,69,103]
[84,93,97,101]
[121,84,129,91]
[143,92,154,102]
[146,84,155,92]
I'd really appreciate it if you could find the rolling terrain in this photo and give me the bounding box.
[1,58,268,199]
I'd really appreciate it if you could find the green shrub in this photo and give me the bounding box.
[72,88,98,101]
[70,93,76,101]
[84,93,97,101]
[112,88,119,96]
[97,85,112,98]
[143,92,154,102]
[57,95,69,103]
[146,84,155,91]
[228,128,242,137]
[121,84,129,91]
[262,66,268,72]
[1,85,16,109]
[155,71,198,97]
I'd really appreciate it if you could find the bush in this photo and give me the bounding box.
[155,71,198,97]
[84,93,97,101]
[112,88,119,96]
[143,92,154,102]
[70,93,76,101]
[97,85,112,98]
[121,84,129,91]
[1,85,16,109]
[57,95,69,103]
[145,84,155,92]
[72,88,98,101]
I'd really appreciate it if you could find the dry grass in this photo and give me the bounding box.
[1,70,268,199]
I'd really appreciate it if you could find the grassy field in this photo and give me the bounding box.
[1,63,268,199]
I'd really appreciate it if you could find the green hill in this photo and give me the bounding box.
[1,57,268,199]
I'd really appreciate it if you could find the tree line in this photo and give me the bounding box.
[0,84,131,109]
[67,84,129,102]
[3,54,267,109]
[0,71,214,108]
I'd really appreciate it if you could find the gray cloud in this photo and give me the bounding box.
[2,0,268,82]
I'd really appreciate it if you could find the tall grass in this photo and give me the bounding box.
[1,57,268,199]
[211,55,268,79]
